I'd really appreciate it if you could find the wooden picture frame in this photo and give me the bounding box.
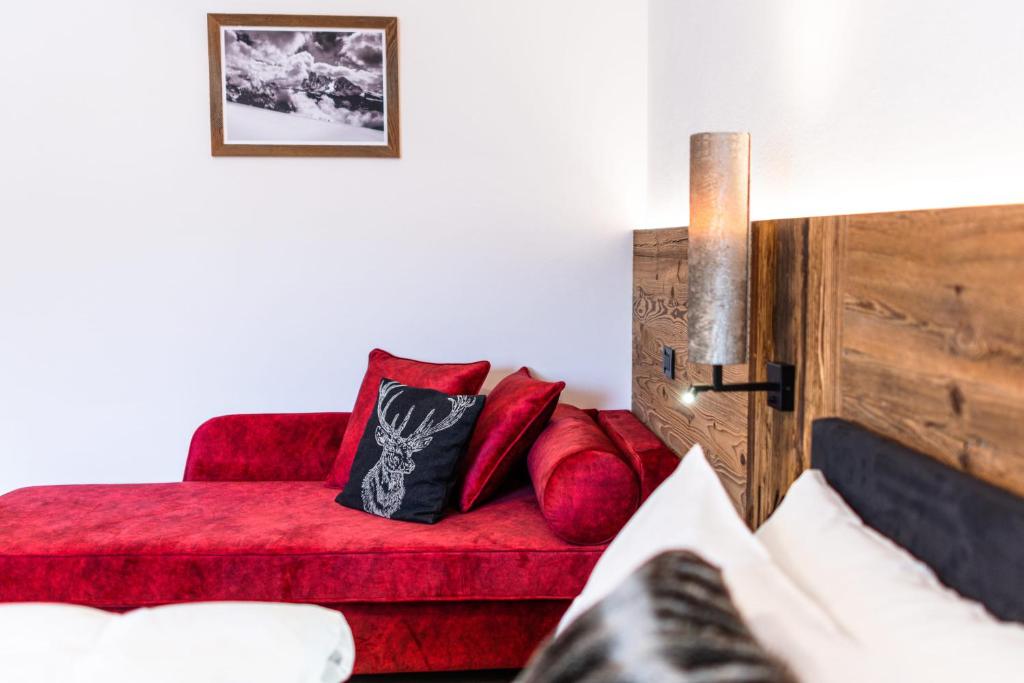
[207,14,399,157]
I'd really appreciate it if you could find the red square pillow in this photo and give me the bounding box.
[456,368,565,511]
[325,349,490,488]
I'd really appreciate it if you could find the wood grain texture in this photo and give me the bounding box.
[633,228,749,511]
[636,204,1024,527]
[747,204,1024,526]
[839,206,1024,493]
[207,14,400,158]
[746,218,806,526]
[800,216,846,462]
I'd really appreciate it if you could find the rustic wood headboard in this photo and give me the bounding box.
[633,205,1024,526]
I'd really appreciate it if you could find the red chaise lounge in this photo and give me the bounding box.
[0,409,676,674]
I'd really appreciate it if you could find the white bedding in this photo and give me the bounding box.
[558,444,870,682]
[758,469,1024,682]
[0,601,354,683]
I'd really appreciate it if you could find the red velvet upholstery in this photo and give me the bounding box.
[527,405,640,545]
[0,408,675,674]
[0,484,600,607]
[597,410,681,500]
[457,368,564,512]
[184,412,349,482]
[326,349,491,488]
[342,600,568,674]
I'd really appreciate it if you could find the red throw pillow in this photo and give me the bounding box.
[456,368,565,511]
[527,405,640,545]
[325,349,490,488]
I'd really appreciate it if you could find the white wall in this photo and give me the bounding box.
[7,1,1021,493]
[0,0,648,492]
[647,0,1024,226]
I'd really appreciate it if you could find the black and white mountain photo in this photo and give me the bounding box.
[220,28,387,145]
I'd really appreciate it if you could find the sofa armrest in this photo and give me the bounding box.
[597,410,680,501]
[184,412,350,482]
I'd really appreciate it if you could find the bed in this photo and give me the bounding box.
[526,416,1024,682]
[811,417,1024,624]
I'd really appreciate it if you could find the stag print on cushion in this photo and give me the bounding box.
[363,380,477,517]
[337,379,485,524]
[516,550,796,683]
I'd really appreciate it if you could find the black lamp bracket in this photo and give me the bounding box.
[688,362,795,412]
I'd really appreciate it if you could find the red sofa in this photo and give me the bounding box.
[0,409,677,674]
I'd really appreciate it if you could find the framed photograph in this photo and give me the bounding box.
[207,14,399,157]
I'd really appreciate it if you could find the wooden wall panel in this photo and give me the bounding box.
[746,218,809,525]
[748,216,847,525]
[839,206,1024,494]
[632,228,749,510]
[747,205,1024,525]
[635,204,1024,527]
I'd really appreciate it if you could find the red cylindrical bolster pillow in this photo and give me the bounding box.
[527,405,640,545]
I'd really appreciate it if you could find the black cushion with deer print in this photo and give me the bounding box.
[337,378,486,523]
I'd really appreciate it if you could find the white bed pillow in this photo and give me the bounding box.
[559,444,869,683]
[757,469,1024,681]
[0,602,354,683]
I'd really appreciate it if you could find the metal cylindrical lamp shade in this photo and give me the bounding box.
[687,132,751,365]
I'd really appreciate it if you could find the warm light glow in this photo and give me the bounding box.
[687,132,751,366]
[681,388,697,406]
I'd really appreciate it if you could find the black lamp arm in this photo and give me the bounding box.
[688,365,777,393]
[688,363,795,411]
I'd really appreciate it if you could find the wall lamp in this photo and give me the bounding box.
[681,363,794,411]
[683,132,795,412]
